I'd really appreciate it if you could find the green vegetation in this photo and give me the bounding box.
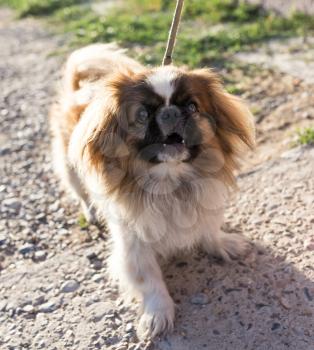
[1,0,314,66]
[77,213,89,229]
[296,127,314,146]
[0,0,81,17]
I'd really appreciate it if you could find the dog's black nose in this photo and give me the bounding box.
[156,105,182,136]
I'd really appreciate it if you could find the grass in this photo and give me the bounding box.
[77,213,89,229]
[1,0,314,67]
[296,127,314,146]
[0,0,82,17]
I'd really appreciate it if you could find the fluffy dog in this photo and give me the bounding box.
[50,43,254,338]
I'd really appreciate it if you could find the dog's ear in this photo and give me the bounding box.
[68,95,127,175]
[68,72,136,175]
[190,68,255,155]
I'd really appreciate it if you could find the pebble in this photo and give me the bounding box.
[85,295,101,307]
[38,300,59,313]
[125,322,133,333]
[115,317,122,326]
[250,216,264,225]
[271,322,281,331]
[190,293,210,305]
[91,273,103,283]
[91,259,103,270]
[19,243,35,255]
[304,238,314,251]
[116,345,127,350]
[0,234,7,246]
[22,304,34,313]
[60,280,80,293]
[34,250,47,261]
[0,300,8,312]
[2,197,21,212]
[281,147,303,160]
[33,295,45,306]
[37,339,47,349]
[303,287,313,302]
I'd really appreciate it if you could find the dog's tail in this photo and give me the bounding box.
[63,43,142,94]
[61,43,143,111]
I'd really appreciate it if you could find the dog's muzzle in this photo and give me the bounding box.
[156,105,184,137]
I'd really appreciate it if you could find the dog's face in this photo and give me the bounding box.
[120,67,205,164]
[73,66,254,192]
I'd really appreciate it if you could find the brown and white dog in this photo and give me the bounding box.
[50,43,254,338]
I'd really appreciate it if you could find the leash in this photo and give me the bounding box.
[162,0,184,66]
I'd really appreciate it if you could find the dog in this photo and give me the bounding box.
[50,43,255,338]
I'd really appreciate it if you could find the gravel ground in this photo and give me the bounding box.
[0,8,313,350]
[247,0,314,15]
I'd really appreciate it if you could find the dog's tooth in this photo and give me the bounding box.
[163,144,166,147]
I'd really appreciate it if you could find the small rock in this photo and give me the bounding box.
[38,300,59,313]
[304,238,314,251]
[22,304,34,313]
[238,277,254,288]
[250,216,264,225]
[85,295,100,307]
[104,313,115,320]
[133,345,144,350]
[115,317,122,326]
[304,287,313,302]
[19,243,35,255]
[271,322,281,331]
[0,234,7,246]
[36,339,46,349]
[190,292,209,305]
[301,111,311,119]
[0,300,8,312]
[49,201,60,212]
[278,296,291,309]
[0,109,8,116]
[33,250,47,261]
[60,280,80,293]
[64,329,74,339]
[3,197,21,212]
[281,147,303,161]
[91,259,103,270]
[125,322,133,333]
[33,295,45,306]
[116,346,127,350]
[92,273,103,283]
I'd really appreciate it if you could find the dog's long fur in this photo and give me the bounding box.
[50,43,255,338]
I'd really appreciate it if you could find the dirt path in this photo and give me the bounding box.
[247,0,314,15]
[0,9,313,350]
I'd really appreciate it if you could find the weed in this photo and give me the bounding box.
[296,127,314,146]
[78,213,89,229]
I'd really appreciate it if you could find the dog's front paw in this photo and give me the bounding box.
[219,233,251,261]
[137,296,175,339]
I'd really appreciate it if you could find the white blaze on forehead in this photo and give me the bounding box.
[146,66,179,105]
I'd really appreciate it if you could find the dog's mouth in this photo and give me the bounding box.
[155,132,190,163]
[162,132,185,148]
[138,132,200,164]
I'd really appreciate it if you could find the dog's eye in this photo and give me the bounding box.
[137,107,149,124]
[187,102,197,113]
